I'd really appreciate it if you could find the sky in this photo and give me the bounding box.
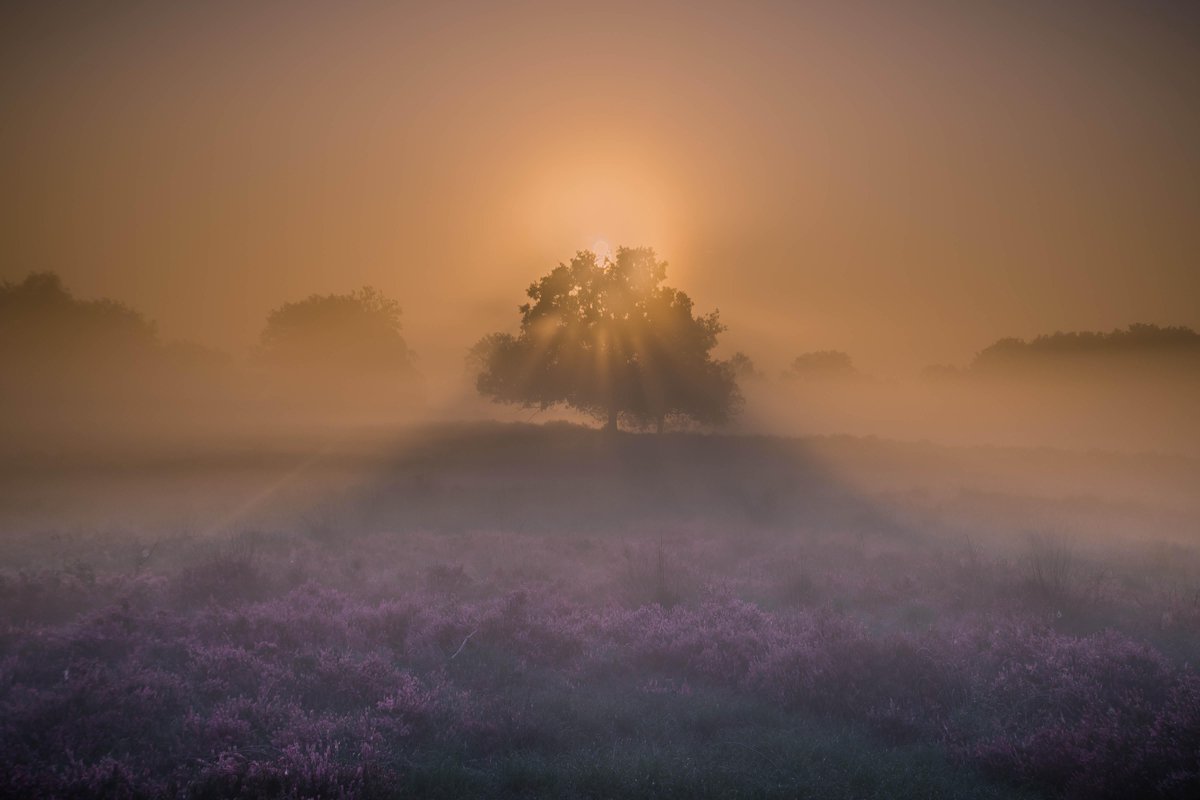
[3,0,1199,385]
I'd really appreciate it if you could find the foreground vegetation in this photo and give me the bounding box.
[2,427,1198,798]
[2,531,1198,797]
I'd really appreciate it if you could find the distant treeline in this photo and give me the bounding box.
[781,351,857,382]
[972,324,1200,368]
[786,326,1200,385]
[0,272,423,439]
[915,324,1200,382]
[2,270,1196,443]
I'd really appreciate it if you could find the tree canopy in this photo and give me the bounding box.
[259,287,415,375]
[471,247,741,432]
[0,272,158,366]
[782,350,856,381]
[727,351,764,381]
[258,286,420,414]
[972,324,1200,370]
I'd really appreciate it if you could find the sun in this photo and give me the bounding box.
[591,239,614,264]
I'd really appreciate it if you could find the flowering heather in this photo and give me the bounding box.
[2,523,1198,799]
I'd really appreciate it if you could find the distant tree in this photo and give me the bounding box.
[727,351,765,382]
[971,324,1200,370]
[0,272,177,436]
[258,286,419,411]
[471,247,741,432]
[0,272,237,384]
[259,287,415,373]
[782,350,856,381]
[0,271,158,366]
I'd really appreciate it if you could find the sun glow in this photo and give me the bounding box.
[591,239,613,263]
[515,143,684,266]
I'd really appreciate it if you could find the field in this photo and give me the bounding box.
[2,424,1199,798]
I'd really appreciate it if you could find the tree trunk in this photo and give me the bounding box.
[605,404,619,433]
[655,415,665,435]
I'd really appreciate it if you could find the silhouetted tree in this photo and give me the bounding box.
[0,270,164,418]
[257,286,419,412]
[259,287,414,373]
[0,272,210,437]
[971,324,1200,371]
[727,351,764,382]
[782,350,856,381]
[472,247,741,432]
[0,272,158,367]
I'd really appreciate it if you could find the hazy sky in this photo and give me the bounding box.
[3,0,1198,383]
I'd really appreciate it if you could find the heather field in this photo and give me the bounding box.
[2,425,1199,799]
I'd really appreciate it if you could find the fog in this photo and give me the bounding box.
[3,267,1198,460]
[4,0,1199,387]
[3,2,1200,797]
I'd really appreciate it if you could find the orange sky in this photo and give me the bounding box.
[3,0,1198,383]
